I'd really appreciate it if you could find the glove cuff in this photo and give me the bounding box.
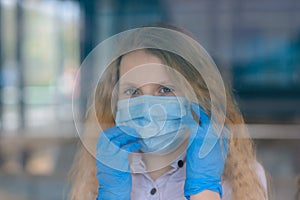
[184,178,222,199]
[97,187,131,200]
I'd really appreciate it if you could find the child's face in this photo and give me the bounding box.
[118,50,182,100]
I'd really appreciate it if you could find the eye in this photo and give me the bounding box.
[124,88,140,96]
[159,86,175,94]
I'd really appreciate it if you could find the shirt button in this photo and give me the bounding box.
[150,188,157,195]
[177,160,184,168]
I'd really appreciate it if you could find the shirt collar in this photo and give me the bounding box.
[130,152,186,174]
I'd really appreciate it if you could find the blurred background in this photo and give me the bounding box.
[0,0,299,199]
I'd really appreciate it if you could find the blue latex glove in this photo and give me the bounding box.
[96,126,141,200]
[183,104,229,199]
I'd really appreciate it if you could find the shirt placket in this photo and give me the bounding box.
[142,173,160,200]
[130,153,186,200]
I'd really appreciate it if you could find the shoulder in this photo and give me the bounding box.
[221,160,268,200]
[253,160,268,192]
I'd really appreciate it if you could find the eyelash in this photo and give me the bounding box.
[159,86,174,94]
[124,88,140,96]
[124,86,175,96]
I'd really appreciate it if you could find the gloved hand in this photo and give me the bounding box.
[183,103,229,199]
[96,126,141,200]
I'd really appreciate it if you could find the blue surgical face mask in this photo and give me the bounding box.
[115,95,192,154]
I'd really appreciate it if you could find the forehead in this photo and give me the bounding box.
[119,50,173,85]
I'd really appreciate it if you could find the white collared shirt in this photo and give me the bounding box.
[130,154,267,200]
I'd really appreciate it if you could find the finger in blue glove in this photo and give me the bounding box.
[183,103,229,199]
[96,126,141,200]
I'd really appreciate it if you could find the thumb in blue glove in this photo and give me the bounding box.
[96,126,141,200]
[183,103,229,199]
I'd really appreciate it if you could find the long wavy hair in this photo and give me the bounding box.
[69,25,267,200]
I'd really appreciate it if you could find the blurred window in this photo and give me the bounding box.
[0,0,80,134]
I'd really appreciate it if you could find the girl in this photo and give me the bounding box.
[69,25,268,200]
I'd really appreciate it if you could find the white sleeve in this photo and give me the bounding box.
[254,161,268,199]
[221,161,268,200]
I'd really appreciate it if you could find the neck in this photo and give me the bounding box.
[143,138,188,180]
